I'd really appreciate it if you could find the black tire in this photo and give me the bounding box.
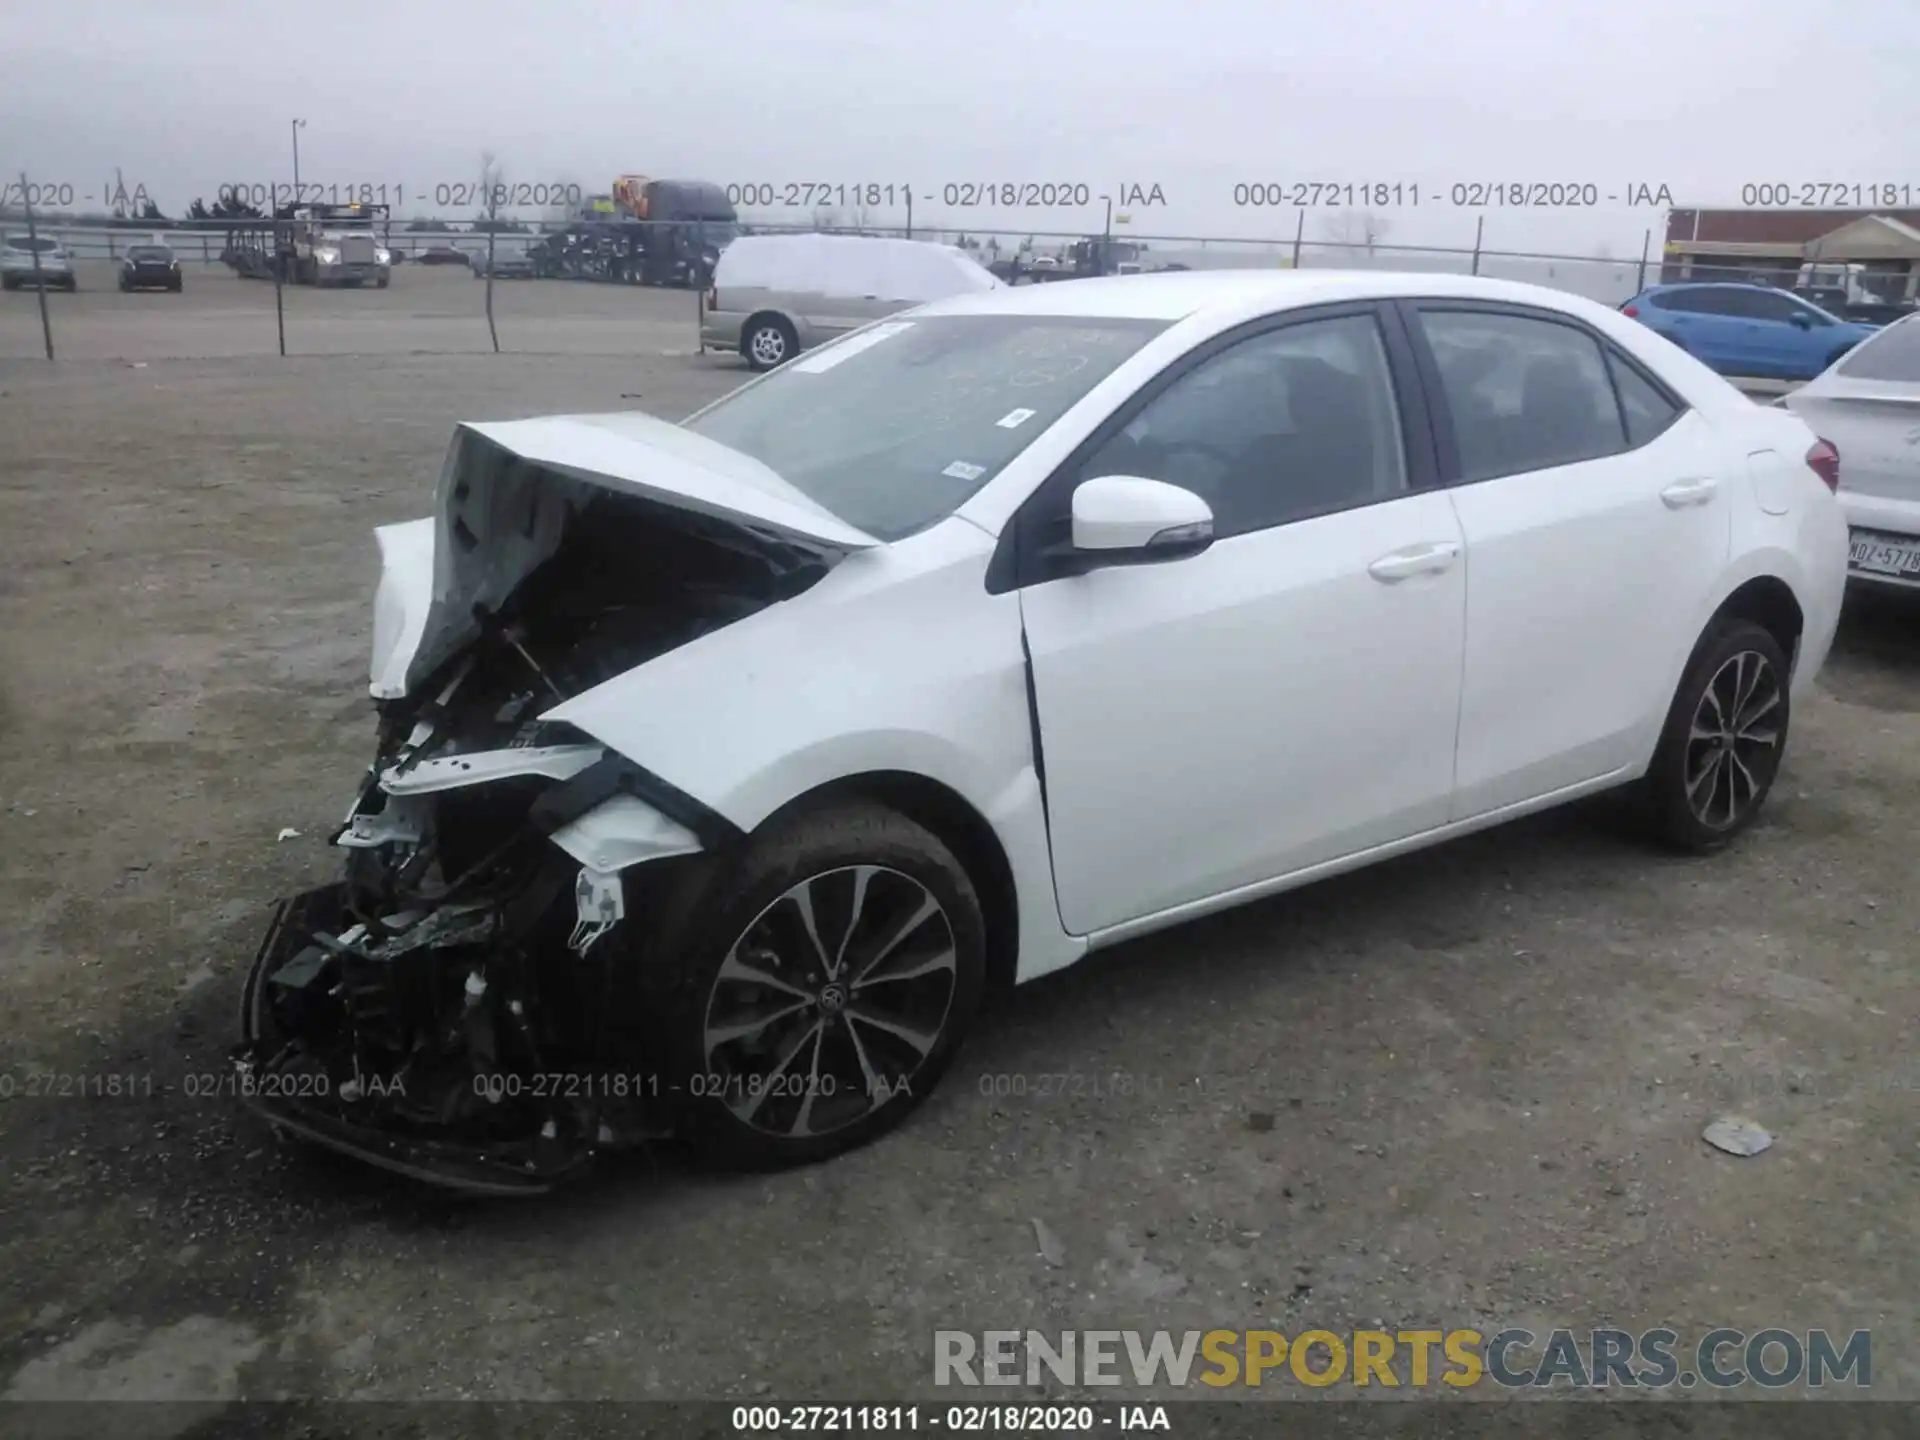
[641,801,987,1170]
[1638,618,1790,853]
[742,315,797,372]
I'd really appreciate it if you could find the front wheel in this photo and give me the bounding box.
[643,802,987,1169]
[1639,618,1790,852]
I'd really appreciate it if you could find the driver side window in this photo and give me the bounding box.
[1077,313,1409,540]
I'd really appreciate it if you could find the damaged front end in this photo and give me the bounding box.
[234,416,875,1193]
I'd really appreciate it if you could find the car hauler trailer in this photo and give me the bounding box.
[527,177,737,287]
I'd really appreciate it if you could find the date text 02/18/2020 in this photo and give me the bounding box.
[1230,181,1676,208]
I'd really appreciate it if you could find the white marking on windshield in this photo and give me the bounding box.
[995,408,1038,428]
[792,321,916,374]
[941,461,987,481]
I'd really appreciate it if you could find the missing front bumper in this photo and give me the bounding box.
[234,880,662,1197]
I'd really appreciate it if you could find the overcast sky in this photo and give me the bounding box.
[4,0,1917,256]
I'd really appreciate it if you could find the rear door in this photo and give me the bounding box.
[1403,301,1732,818]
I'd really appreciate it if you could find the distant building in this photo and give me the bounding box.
[1662,208,1920,297]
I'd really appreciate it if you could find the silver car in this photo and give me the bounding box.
[1,234,77,292]
[1784,314,1920,592]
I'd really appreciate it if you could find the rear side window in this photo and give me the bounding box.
[1837,317,1920,382]
[1606,351,1684,445]
[1419,310,1627,481]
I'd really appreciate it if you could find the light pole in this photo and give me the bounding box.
[291,118,306,195]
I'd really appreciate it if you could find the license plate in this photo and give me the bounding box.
[1848,531,1920,576]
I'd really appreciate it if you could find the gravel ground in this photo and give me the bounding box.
[0,276,1914,1434]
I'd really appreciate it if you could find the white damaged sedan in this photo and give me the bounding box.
[237,271,1848,1193]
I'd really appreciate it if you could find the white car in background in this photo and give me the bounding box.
[1784,313,1920,590]
[236,270,1847,1194]
[1,234,78,291]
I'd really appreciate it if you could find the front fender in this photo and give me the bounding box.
[541,518,1083,980]
[545,519,1028,831]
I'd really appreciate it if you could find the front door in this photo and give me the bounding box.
[1018,308,1468,935]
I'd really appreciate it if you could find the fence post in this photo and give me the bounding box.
[483,228,499,360]
[1291,209,1304,269]
[202,232,210,265]
[1637,228,1651,293]
[273,223,287,358]
[1470,215,1484,275]
[19,173,54,361]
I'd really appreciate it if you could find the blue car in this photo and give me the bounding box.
[1621,282,1878,381]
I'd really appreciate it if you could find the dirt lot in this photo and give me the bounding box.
[0,275,1916,1432]
[0,260,702,360]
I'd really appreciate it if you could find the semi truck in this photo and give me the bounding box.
[223,202,393,287]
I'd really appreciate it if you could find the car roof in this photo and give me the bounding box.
[1641,281,1786,293]
[908,268,1631,323]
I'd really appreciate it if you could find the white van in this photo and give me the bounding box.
[702,233,1003,370]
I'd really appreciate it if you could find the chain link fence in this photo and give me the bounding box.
[0,196,1843,365]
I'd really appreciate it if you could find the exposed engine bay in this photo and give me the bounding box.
[235,443,841,1194]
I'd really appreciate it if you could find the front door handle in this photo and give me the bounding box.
[1368,541,1461,582]
[1661,478,1718,508]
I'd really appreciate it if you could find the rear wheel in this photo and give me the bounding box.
[643,802,986,1169]
[743,315,797,371]
[1639,618,1790,852]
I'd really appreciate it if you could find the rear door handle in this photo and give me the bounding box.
[1661,478,1718,508]
[1368,541,1461,582]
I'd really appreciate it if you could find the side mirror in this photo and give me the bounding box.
[1789,312,1813,329]
[1069,475,1214,561]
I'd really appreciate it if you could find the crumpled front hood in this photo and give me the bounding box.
[460,412,877,554]
[369,412,878,698]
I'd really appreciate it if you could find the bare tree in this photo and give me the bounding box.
[1317,209,1392,261]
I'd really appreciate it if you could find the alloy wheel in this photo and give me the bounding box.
[701,865,958,1139]
[1684,649,1782,830]
[749,326,788,367]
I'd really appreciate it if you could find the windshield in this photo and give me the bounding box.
[128,246,172,261]
[1838,316,1920,382]
[686,313,1169,540]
